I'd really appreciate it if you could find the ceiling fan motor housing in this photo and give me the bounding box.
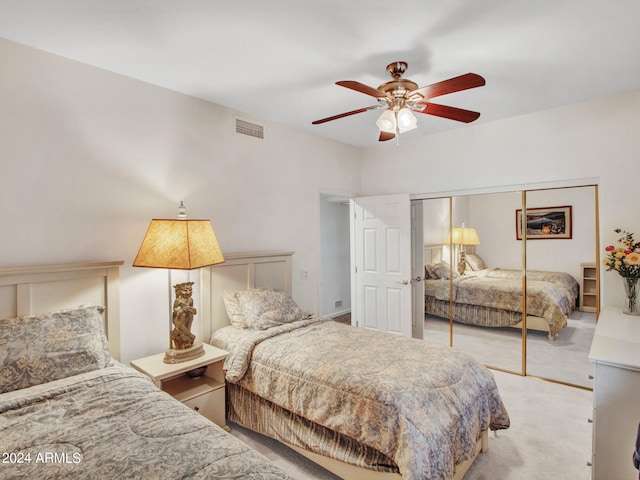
[378,62,421,110]
[378,78,419,96]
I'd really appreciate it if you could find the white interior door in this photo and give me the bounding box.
[350,193,411,336]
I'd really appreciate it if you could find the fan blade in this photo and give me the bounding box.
[336,81,388,99]
[379,131,395,142]
[312,105,381,125]
[414,102,481,123]
[409,73,485,100]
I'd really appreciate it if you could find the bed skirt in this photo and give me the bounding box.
[226,382,399,475]
[425,295,524,328]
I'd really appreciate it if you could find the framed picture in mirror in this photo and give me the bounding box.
[516,205,572,240]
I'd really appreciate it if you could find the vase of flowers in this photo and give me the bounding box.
[603,229,640,316]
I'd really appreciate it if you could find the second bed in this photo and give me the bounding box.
[202,252,511,480]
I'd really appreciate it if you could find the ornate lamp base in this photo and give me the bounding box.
[163,341,205,364]
[457,250,467,276]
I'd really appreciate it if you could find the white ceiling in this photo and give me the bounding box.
[1,0,639,148]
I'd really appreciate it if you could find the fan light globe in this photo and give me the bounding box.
[376,109,396,133]
[397,108,418,132]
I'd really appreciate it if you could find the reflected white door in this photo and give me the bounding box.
[411,200,425,339]
[350,194,411,336]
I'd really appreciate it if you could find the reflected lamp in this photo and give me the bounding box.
[447,223,480,276]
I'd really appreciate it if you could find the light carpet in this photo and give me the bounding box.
[228,369,593,479]
[424,311,596,389]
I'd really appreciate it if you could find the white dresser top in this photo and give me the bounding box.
[589,306,640,371]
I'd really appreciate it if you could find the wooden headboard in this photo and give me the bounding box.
[200,251,294,342]
[0,261,124,360]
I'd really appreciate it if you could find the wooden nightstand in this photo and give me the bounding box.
[131,343,228,429]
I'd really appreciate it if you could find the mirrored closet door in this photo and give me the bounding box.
[451,191,524,375]
[416,183,599,386]
[420,192,524,375]
[421,197,453,348]
[524,186,598,389]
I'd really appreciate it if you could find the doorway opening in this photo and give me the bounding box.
[319,193,351,321]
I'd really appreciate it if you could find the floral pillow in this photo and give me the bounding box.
[0,305,112,394]
[425,263,439,279]
[431,261,457,280]
[234,290,306,330]
[465,254,486,271]
[223,290,249,329]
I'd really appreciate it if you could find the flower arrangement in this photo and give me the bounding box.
[603,229,640,278]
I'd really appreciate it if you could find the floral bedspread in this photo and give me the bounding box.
[0,363,292,480]
[212,319,510,480]
[429,268,578,336]
[480,268,579,303]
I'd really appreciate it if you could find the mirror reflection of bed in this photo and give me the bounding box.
[418,186,598,389]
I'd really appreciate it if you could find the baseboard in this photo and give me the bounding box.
[324,309,351,319]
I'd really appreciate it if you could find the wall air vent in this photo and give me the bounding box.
[235,118,264,139]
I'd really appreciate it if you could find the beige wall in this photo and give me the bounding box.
[0,38,361,362]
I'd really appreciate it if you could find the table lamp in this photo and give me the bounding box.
[133,202,224,363]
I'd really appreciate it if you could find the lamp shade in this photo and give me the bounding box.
[133,219,224,270]
[447,226,480,246]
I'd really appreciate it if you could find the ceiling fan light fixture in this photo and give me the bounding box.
[376,109,396,133]
[397,108,417,132]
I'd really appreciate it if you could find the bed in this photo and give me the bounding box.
[423,252,579,338]
[0,261,293,480]
[201,252,511,480]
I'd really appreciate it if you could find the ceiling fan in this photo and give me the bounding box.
[312,61,485,142]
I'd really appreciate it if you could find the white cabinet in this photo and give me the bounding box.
[588,307,640,479]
